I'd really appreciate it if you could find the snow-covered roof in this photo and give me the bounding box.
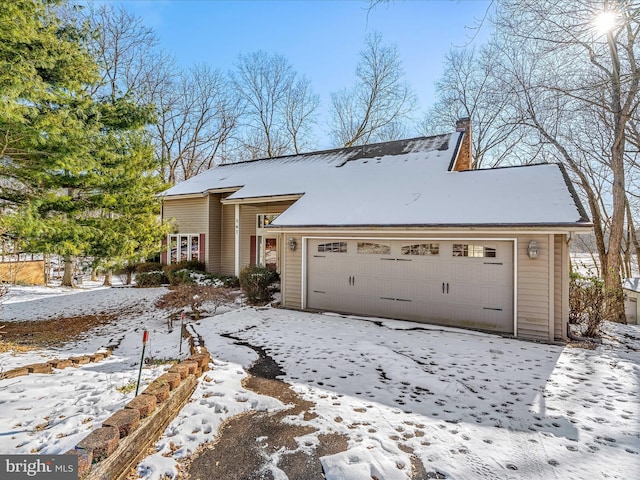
[623,278,640,293]
[161,132,591,228]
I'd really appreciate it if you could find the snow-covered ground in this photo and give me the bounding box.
[1,283,639,479]
[571,252,638,278]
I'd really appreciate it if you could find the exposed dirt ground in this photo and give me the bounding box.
[182,337,350,480]
[0,314,116,349]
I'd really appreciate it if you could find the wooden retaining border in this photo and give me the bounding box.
[0,350,113,380]
[68,347,211,480]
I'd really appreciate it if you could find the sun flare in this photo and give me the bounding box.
[594,10,617,34]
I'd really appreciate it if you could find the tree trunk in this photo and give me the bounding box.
[103,269,112,287]
[44,255,51,285]
[602,23,629,323]
[61,258,75,287]
[126,270,132,285]
[626,197,640,277]
[91,268,97,282]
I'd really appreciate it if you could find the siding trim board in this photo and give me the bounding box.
[514,238,519,338]
[234,204,240,277]
[271,222,592,229]
[273,228,591,236]
[548,234,554,341]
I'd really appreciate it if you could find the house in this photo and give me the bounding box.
[159,119,592,342]
[623,278,639,325]
[0,234,45,285]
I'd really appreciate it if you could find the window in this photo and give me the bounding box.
[180,236,189,262]
[168,234,202,264]
[318,242,347,253]
[401,243,439,256]
[357,242,391,255]
[191,236,200,261]
[169,236,178,264]
[452,244,496,258]
[257,214,280,229]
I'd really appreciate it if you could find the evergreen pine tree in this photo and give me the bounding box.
[0,1,169,286]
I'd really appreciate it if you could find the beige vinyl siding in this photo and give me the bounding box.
[207,195,222,273]
[239,205,259,270]
[282,235,302,308]
[163,197,208,233]
[516,235,551,341]
[220,203,235,276]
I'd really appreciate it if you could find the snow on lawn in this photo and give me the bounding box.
[1,285,639,479]
[0,284,174,371]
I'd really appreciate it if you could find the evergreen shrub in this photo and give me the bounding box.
[239,265,277,305]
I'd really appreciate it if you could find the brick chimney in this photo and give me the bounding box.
[452,117,472,171]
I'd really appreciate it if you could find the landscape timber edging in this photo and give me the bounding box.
[83,374,198,480]
[0,349,112,380]
[71,347,210,479]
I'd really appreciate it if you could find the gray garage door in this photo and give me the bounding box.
[306,239,514,333]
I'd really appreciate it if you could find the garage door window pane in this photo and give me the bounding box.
[318,242,347,253]
[357,242,390,254]
[453,244,496,258]
[401,243,439,256]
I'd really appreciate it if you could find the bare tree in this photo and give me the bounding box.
[284,77,320,154]
[329,32,416,147]
[232,51,319,159]
[492,0,640,321]
[153,65,243,183]
[85,4,164,101]
[419,45,523,168]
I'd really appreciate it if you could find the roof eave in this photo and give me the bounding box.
[267,222,594,230]
[160,187,242,200]
[221,193,304,205]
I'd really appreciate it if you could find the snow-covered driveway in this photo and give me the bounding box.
[143,308,640,480]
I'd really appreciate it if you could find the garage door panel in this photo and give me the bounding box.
[306,239,514,334]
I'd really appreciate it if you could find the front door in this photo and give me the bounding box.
[256,236,279,272]
[264,237,278,271]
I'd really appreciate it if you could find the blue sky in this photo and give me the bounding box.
[103,0,492,145]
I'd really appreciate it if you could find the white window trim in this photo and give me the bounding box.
[168,233,201,265]
[255,213,281,268]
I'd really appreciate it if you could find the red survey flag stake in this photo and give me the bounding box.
[135,330,149,396]
[179,312,185,355]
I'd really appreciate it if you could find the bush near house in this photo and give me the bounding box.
[135,271,168,287]
[569,272,625,337]
[134,260,239,288]
[156,285,234,319]
[163,261,205,285]
[136,262,165,273]
[239,265,278,305]
[163,261,238,288]
[164,260,206,275]
[134,262,169,287]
